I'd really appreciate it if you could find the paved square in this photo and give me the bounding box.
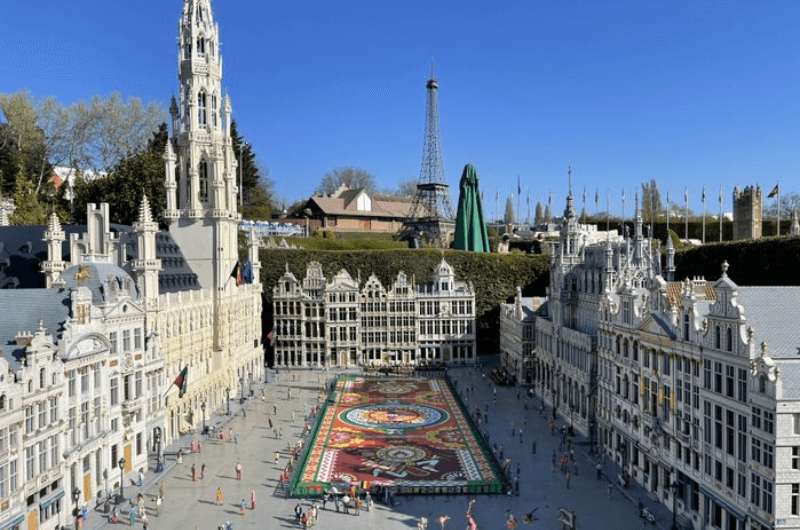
[293,376,504,496]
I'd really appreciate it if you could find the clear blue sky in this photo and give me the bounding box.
[2,0,800,218]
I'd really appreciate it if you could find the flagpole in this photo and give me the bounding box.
[719,185,723,242]
[684,188,689,242]
[516,175,521,228]
[777,182,781,236]
[606,191,610,232]
[621,190,626,235]
[666,191,670,236]
[702,186,706,245]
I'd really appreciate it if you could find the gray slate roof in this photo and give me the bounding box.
[0,225,199,293]
[738,286,800,359]
[776,361,800,400]
[0,289,70,367]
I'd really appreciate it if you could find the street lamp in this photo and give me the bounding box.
[264,362,269,384]
[670,470,680,530]
[201,401,207,434]
[118,457,126,502]
[71,487,81,529]
[225,387,230,415]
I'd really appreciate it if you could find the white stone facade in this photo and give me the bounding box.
[272,259,476,368]
[499,288,541,384]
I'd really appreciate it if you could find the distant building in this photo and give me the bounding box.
[499,287,542,384]
[272,259,476,367]
[733,185,763,241]
[301,185,412,234]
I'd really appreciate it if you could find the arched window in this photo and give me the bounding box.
[0,395,6,411]
[39,368,46,389]
[715,325,721,349]
[726,327,733,352]
[198,159,209,204]
[212,95,218,127]
[198,91,207,126]
[196,37,205,56]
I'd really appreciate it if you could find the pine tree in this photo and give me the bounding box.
[534,201,543,224]
[10,165,46,224]
[230,120,274,220]
[504,197,515,225]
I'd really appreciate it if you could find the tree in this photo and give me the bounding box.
[316,167,376,196]
[72,124,168,226]
[504,197,515,225]
[10,168,47,225]
[641,179,662,223]
[534,201,543,224]
[394,179,418,198]
[230,120,275,220]
[0,92,49,196]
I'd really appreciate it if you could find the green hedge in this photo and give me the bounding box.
[259,249,549,359]
[675,236,800,285]
[283,236,406,251]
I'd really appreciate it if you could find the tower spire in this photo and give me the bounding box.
[563,165,576,219]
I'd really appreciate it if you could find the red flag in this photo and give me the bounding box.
[170,366,188,398]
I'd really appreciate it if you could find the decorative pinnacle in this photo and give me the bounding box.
[721,260,729,276]
[47,212,62,233]
[138,195,154,224]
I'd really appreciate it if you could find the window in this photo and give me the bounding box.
[793,484,800,516]
[793,447,800,470]
[109,332,118,355]
[38,441,47,473]
[683,313,690,340]
[24,406,33,434]
[764,412,774,434]
[726,327,733,352]
[715,325,721,349]
[68,370,76,396]
[38,402,46,429]
[49,436,58,467]
[196,37,205,56]
[737,368,747,403]
[122,330,131,353]
[39,368,46,389]
[9,460,16,494]
[25,447,34,480]
[134,328,142,350]
[198,91,207,126]
[199,159,209,203]
[110,377,119,406]
[714,362,723,393]
[212,95,218,127]
[80,368,89,393]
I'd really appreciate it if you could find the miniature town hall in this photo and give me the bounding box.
[0,1,264,529]
[500,188,800,530]
[272,260,477,367]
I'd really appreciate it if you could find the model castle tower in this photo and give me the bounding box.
[732,185,762,241]
[165,0,240,290]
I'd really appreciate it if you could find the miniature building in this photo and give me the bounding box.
[732,185,763,240]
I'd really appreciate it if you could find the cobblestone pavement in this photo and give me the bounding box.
[81,367,675,530]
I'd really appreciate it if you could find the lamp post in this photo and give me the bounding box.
[71,487,81,529]
[670,470,680,530]
[118,457,126,502]
[225,387,230,415]
[264,362,269,384]
[201,401,207,434]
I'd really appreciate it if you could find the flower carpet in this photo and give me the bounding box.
[291,375,504,496]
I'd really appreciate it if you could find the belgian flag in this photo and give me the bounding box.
[229,261,243,286]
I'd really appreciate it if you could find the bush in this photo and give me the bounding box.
[675,235,800,285]
[260,249,549,357]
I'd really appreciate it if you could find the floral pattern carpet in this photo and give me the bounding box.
[294,376,503,495]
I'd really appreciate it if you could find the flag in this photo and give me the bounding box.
[594,189,599,208]
[684,188,688,204]
[230,261,242,286]
[582,187,586,206]
[768,184,780,198]
[702,186,706,203]
[243,261,254,284]
[517,175,521,196]
[719,185,723,205]
[170,366,188,398]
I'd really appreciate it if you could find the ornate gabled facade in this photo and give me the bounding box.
[533,189,657,439]
[499,287,543,384]
[272,259,476,368]
[596,256,800,530]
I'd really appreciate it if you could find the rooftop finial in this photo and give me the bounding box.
[721,260,730,276]
[138,194,154,224]
[567,165,573,197]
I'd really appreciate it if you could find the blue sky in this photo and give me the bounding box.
[2,1,800,218]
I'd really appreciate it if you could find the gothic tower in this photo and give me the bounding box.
[133,195,162,315]
[732,185,762,241]
[165,0,240,291]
